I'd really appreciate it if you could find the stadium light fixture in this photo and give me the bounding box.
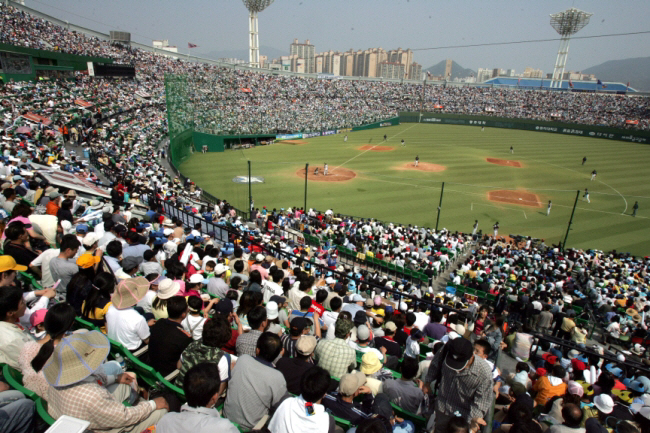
[549,8,592,89]
[242,0,274,68]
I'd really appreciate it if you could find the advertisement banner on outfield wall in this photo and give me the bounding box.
[406,112,649,145]
[276,133,302,140]
[322,130,337,136]
[302,132,322,139]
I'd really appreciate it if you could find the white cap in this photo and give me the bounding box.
[215,263,229,274]
[189,274,204,284]
[82,232,100,247]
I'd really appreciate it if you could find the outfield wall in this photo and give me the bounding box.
[351,117,400,131]
[399,112,650,144]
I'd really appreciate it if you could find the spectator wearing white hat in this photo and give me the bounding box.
[206,263,230,298]
[250,253,270,280]
[152,278,182,320]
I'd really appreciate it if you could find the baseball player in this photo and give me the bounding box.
[344,135,348,142]
[633,201,639,217]
[313,167,319,175]
[591,170,597,181]
[401,139,405,147]
[547,200,552,216]
[323,163,329,176]
[384,134,387,141]
[582,156,587,165]
[493,222,499,237]
[510,146,514,154]
[414,155,419,167]
[472,220,478,236]
[583,188,590,203]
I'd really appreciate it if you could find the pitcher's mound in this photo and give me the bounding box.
[283,140,308,145]
[488,190,542,207]
[486,158,523,168]
[394,162,446,172]
[358,145,394,152]
[296,167,356,182]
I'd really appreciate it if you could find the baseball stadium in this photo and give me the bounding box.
[2,0,650,432]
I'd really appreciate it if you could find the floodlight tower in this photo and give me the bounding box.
[242,0,274,68]
[549,8,592,88]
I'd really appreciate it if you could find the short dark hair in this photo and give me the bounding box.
[474,339,491,357]
[106,240,123,258]
[59,234,81,252]
[0,286,23,320]
[5,221,27,241]
[183,362,221,408]
[316,289,328,304]
[257,332,282,362]
[405,312,416,326]
[233,260,244,273]
[401,356,419,380]
[301,366,331,403]
[330,297,342,312]
[166,296,188,320]
[446,416,469,433]
[516,362,529,373]
[247,305,267,330]
[552,365,566,379]
[202,316,233,348]
[299,296,312,310]
[3,188,15,199]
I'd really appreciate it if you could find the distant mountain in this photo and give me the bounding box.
[582,57,650,91]
[424,60,475,79]
[197,46,286,63]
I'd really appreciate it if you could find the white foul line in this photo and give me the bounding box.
[332,124,417,172]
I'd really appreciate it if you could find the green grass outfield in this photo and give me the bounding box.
[180,123,650,256]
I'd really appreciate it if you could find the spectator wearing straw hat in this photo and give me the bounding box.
[155,362,239,433]
[45,331,169,433]
[106,277,152,351]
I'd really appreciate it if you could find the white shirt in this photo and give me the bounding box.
[105,306,151,350]
[262,280,283,303]
[348,341,384,360]
[268,395,330,433]
[136,290,157,314]
[322,311,339,330]
[30,248,60,288]
[182,315,206,341]
[413,312,429,331]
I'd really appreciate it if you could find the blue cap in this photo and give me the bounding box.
[153,238,166,246]
[75,224,88,234]
[628,380,646,393]
[577,354,589,363]
[606,363,624,378]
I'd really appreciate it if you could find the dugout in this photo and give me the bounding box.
[192,131,276,152]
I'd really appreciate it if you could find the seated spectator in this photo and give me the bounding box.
[281,316,312,357]
[49,234,81,300]
[0,285,32,369]
[177,316,233,396]
[423,310,447,340]
[106,277,152,351]
[224,332,288,430]
[4,221,40,267]
[322,371,373,425]
[148,296,193,376]
[380,357,425,415]
[206,264,230,298]
[182,296,207,340]
[236,305,268,357]
[154,362,239,433]
[0,379,35,433]
[547,403,585,433]
[533,365,568,406]
[374,322,403,359]
[45,331,169,432]
[314,317,357,378]
[276,335,318,395]
[269,366,336,433]
[151,278,181,320]
[81,271,115,331]
[19,302,76,398]
[350,324,386,361]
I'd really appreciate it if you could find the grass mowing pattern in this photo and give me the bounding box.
[180,123,650,256]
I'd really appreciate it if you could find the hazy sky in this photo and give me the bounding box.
[26,0,650,72]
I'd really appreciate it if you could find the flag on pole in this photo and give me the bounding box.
[568,78,573,88]
[188,43,198,48]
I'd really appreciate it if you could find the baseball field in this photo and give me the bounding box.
[180,123,650,256]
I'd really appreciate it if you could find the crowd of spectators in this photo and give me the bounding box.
[0,3,650,433]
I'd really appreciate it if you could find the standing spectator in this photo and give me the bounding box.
[154,362,239,433]
[424,337,493,433]
[223,332,287,430]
